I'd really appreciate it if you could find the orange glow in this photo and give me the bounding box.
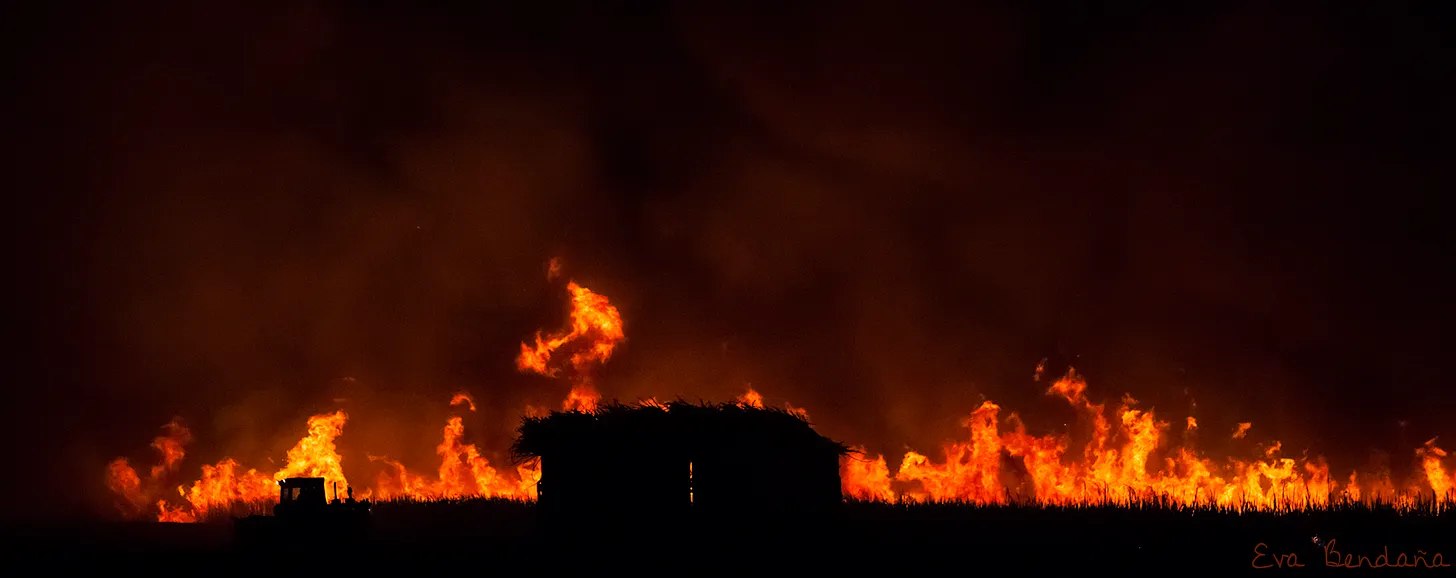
[841,447,895,502]
[367,391,538,502]
[450,392,476,412]
[371,393,540,502]
[182,458,274,515]
[737,385,764,408]
[149,418,191,480]
[106,264,1455,521]
[1418,438,1453,501]
[272,410,350,501]
[516,261,625,413]
[562,386,600,413]
[841,367,1456,511]
[156,500,196,523]
[515,281,625,379]
[105,459,147,517]
[737,384,809,419]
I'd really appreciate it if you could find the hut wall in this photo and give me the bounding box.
[525,405,843,524]
[538,451,690,514]
[692,444,843,514]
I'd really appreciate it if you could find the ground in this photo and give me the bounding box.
[13,500,1450,574]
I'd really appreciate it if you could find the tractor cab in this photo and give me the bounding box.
[235,477,371,549]
[275,477,330,517]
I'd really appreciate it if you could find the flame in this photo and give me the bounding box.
[842,367,1456,511]
[156,500,196,523]
[371,393,539,502]
[149,418,191,480]
[738,384,809,419]
[737,386,764,408]
[515,282,625,378]
[104,417,202,518]
[841,447,895,502]
[563,387,600,413]
[1418,438,1453,501]
[115,364,1454,522]
[105,459,147,517]
[450,392,477,412]
[182,458,275,515]
[1345,471,1362,502]
[107,263,1455,520]
[516,261,625,412]
[895,401,1007,504]
[272,410,350,501]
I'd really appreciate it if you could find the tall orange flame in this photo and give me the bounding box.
[105,265,1456,522]
[1418,438,1454,500]
[371,392,539,502]
[516,261,625,412]
[272,410,350,501]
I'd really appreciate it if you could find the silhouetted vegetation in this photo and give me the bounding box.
[17,495,1450,573]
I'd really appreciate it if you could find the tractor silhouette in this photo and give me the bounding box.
[233,477,371,550]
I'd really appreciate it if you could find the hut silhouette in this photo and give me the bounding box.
[511,400,850,520]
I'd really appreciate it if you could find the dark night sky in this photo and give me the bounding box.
[8,2,1452,522]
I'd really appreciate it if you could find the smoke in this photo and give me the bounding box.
[10,2,1451,521]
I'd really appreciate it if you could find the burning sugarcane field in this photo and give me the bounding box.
[11,1,1453,574]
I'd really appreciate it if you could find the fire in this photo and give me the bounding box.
[896,401,1007,504]
[737,386,764,408]
[181,459,274,515]
[372,393,539,502]
[841,446,896,502]
[1418,438,1454,500]
[114,392,545,521]
[156,501,196,523]
[562,387,601,413]
[104,417,201,518]
[106,260,1455,521]
[149,418,191,480]
[840,367,1456,511]
[515,264,625,413]
[272,410,350,501]
[107,410,353,521]
[104,459,147,517]
[737,384,810,419]
[450,392,476,412]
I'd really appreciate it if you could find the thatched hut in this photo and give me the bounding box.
[512,400,850,519]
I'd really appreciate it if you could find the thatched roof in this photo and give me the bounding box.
[511,399,852,462]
